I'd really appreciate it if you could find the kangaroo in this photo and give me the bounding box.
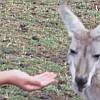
[58,5,100,100]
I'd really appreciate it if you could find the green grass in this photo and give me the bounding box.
[0,0,99,100]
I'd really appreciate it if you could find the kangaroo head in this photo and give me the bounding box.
[58,5,100,92]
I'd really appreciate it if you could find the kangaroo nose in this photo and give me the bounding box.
[75,76,87,92]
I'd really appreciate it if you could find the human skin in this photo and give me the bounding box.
[0,70,57,91]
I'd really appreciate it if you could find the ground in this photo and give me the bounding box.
[0,0,99,100]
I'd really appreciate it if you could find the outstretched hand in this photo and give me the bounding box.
[7,70,57,91]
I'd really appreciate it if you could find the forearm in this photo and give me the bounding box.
[0,71,10,85]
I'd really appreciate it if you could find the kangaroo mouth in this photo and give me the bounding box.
[78,84,86,92]
[72,82,85,93]
[78,86,85,92]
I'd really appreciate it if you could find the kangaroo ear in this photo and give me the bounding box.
[58,5,87,38]
[91,25,100,39]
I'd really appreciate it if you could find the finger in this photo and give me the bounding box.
[41,72,57,79]
[32,72,57,81]
[40,79,57,86]
[27,76,41,86]
[38,72,57,78]
[24,85,42,92]
[36,74,57,82]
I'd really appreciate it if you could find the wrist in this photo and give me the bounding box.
[0,71,12,85]
[4,70,19,85]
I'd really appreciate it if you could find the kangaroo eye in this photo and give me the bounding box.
[70,49,77,55]
[93,54,100,60]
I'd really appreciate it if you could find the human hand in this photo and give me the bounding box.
[7,70,57,91]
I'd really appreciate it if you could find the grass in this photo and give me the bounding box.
[0,0,99,100]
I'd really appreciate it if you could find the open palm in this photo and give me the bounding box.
[8,70,57,91]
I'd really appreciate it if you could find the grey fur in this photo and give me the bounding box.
[58,5,100,100]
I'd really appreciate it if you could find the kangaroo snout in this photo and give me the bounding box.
[75,76,87,92]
